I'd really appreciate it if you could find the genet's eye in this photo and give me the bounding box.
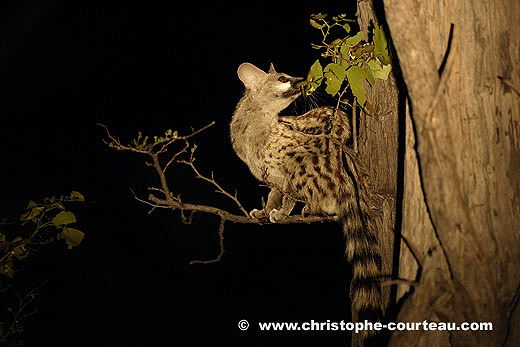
[278,76,289,83]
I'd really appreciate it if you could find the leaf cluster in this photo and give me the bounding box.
[106,128,179,152]
[303,14,392,112]
[0,191,85,279]
[0,192,85,345]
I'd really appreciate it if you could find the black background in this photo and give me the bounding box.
[0,2,360,346]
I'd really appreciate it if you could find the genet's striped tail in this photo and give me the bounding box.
[342,211,383,338]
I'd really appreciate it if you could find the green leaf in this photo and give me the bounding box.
[372,63,392,80]
[0,264,14,278]
[373,24,391,65]
[70,191,85,202]
[29,207,44,219]
[26,200,37,210]
[304,59,323,95]
[310,13,327,20]
[58,227,84,249]
[310,18,324,29]
[13,245,28,261]
[330,38,342,47]
[324,63,347,96]
[368,59,382,71]
[342,23,350,33]
[52,211,77,227]
[344,31,365,47]
[346,66,367,106]
[364,67,375,87]
[309,59,323,79]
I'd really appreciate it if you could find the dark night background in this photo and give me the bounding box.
[0,2,360,346]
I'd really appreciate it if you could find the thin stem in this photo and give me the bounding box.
[189,218,226,265]
[178,148,250,217]
[151,153,173,203]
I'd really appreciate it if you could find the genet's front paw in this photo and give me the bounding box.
[269,209,288,223]
[249,209,266,219]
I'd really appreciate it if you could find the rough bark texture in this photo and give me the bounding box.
[355,2,400,346]
[383,0,520,346]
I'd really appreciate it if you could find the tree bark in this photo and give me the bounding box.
[355,2,400,346]
[382,0,520,346]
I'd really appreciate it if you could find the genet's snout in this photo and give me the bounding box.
[292,77,304,88]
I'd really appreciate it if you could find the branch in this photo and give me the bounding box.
[101,122,339,266]
[157,121,215,154]
[178,145,250,217]
[147,193,336,225]
[0,281,47,344]
[163,140,189,173]
[189,218,226,265]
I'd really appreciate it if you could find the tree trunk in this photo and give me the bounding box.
[382,0,520,346]
[354,2,400,346]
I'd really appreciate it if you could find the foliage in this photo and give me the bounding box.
[302,13,392,113]
[0,191,85,345]
[105,127,183,153]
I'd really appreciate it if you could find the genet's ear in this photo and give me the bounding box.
[268,63,276,73]
[237,63,267,90]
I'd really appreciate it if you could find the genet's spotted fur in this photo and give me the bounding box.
[231,63,383,335]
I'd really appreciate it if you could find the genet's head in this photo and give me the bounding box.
[237,62,302,113]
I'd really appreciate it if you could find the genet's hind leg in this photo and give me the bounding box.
[269,193,296,223]
[268,180,297,222]
[250,188,282,219]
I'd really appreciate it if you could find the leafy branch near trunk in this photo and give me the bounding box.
[301,13,392,115]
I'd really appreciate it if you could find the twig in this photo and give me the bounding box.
[189,218,226,265]
[157,121,215,154]
[163,140,189,173]
[178,147,250,217]
[0,281,47,343]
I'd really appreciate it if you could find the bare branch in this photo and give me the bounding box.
[147,193,336,225]
[163,139,189,173]
[178,148,250,217]
[150,153,173,203]
[157,121,215,154]
[96,123,150,154]
[102,122,340,267]
[189,218,226,265]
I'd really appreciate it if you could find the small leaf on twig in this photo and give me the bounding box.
[344,31,364,47]
[324,63,347,96]
[58,227,84,249]
[346,66,367,106]
[52,211,77,227]
[310,18,325,29]
[70,191,85,202]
